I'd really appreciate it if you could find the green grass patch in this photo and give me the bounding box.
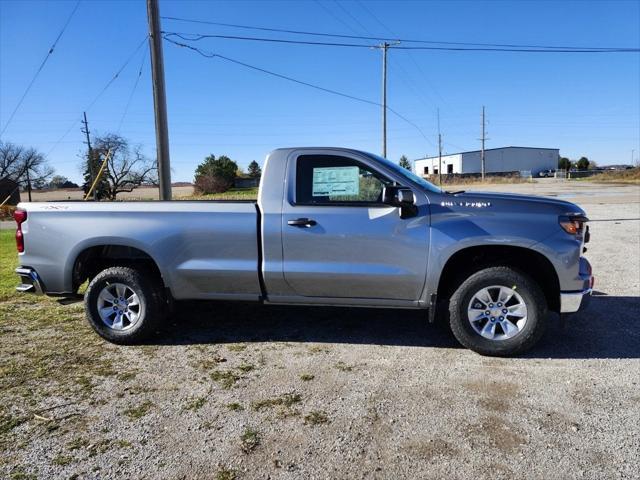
[226,402,244,411]
[251,392,302,411]
[240,427,260,453]
[0,230,19,301]
[184,397,207,411]
[335,361,355,372]
[237,363,255,373]
[300,374,315,382]
[123,400,154,420]
[210,370,241,389]
[51,454,73,466]
[226,343,247,352]
[178,187,258,201]
[67,437,90,451]
[303,410,329,426]
[215,466,237,480]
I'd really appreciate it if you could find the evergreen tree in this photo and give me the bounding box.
[558,157,572,170]
[399,155,412,171]
[247,160,262,178]
[576,157,590,170]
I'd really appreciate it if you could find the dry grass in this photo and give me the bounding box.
[426,174,531,186]
[588,167,640,184]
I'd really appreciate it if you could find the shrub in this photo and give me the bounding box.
[194,175,233,194]
[193,155,238,195]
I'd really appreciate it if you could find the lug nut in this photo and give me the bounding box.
[502,309,508,314]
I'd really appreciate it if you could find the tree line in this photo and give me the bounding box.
[558,156,596,171]
[193,155,261,195]
[1,133,158,200]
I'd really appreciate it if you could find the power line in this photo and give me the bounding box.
[46,36,148,156]
[354,0,449,107]
[312,0,363,36]
[116,49,147,134]
[163,32,376,48]
[0,0,82,138]
[161,32,640,53]
[163,36,435,147]
[160,15,638,51]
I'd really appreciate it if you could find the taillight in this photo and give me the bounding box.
[14,209,27,253]
[559,214,588,236]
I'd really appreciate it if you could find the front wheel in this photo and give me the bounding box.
[448,266,548,356]
[84,266,166,344]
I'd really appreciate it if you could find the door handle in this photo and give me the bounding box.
[287,218,317,228]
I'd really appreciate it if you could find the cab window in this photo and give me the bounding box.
[295,155,391,205]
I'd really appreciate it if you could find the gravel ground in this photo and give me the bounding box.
[1,181,639,480]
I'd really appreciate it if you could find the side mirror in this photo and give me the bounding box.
[382,186,418,219]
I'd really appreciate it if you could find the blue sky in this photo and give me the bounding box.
[1,0,639,184]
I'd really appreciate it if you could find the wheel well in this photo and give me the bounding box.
[437,245,560,313]
[72,245,164,292]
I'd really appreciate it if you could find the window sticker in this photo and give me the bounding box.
[312,166,360,197]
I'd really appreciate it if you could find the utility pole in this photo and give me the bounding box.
[378,41,400,158]
[381,42,389,158]
[437,108,442,186]
[26,167,32,202]
[147,0,172,200]
[480,106,487,181]
[81,112,97,201]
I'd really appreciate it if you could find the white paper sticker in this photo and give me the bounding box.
[312,166,359,197]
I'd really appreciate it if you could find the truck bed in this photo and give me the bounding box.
[18,201,262,300]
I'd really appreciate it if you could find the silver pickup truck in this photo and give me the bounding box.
[14,147,593,356]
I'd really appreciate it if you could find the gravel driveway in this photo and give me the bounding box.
[1,182,639,480]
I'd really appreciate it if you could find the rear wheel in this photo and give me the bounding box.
[84,266,165,344]
[448,266,547,356]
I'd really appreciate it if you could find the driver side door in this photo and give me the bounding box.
[281,153,429,301]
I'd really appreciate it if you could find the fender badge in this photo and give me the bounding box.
[440,201,492,208]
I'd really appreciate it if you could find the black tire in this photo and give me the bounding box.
[84,266,165,344]
[448,266,547,356]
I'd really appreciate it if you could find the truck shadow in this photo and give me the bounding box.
[153,293,640,359]
[525,292,640,360]
[156,301,460,350]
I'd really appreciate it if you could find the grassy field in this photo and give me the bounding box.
[427,174,531,186]
[587,167,640,184]
[177,187,259,201]
[0,230,123,470]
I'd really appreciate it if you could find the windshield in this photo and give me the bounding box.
[364,152,442,194]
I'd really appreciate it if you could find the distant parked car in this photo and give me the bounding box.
[538,169,555,178]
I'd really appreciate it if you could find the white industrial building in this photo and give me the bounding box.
[414,146,559,177]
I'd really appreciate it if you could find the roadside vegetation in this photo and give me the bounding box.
[177,187,258,201]
[426,174,531,186]
[585,167,640,184]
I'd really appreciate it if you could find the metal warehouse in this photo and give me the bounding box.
[414,146,559,176]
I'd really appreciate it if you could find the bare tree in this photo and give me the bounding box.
[0,141,54,187]
[92,134,157,200]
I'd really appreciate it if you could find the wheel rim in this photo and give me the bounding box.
[467,285,527,341]
[96,282,143,331]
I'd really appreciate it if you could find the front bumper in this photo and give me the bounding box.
[559,256,593,313]
[560,288,592,313]
[15,267,45,295]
